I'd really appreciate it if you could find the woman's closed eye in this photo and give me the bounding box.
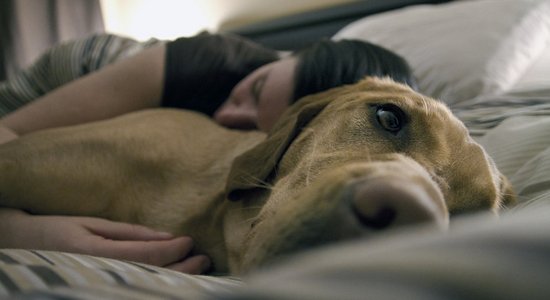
[252,73,269,103]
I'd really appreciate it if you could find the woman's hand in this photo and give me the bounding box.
[0,209,211,274]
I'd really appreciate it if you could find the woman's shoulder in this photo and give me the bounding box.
[166,32,272,57]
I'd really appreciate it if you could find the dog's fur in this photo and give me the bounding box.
[0,77,514,274]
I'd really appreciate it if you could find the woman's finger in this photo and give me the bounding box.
[166,255,212,274]
[86,236,195,267]
[80,217,173,241]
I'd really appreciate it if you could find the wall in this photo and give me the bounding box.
[100,0,357,40]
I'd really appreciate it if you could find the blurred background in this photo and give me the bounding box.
[0,0,355,81]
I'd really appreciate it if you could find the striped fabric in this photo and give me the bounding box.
[0,34,161,117]
[0,249,242,299]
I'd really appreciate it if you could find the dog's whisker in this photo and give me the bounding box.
[231,205,265,212]
[246,175,272,187]
[244,182,274,190]
[242,216,258,224]
[235,215,261,228]
[238,173,274,190]
[420,95,432,118]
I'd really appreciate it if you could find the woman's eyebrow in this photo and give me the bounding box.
[252,72,270,103]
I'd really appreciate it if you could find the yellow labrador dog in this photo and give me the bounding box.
[0,77,514,274]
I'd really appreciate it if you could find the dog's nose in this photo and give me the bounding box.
[351,178,448,230]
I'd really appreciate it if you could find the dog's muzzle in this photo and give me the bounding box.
[239,161,449,273]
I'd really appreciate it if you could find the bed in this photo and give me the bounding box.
[2,0,550,298]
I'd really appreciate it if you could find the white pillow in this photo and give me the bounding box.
[333,0,550,105]
[508,40,550,96]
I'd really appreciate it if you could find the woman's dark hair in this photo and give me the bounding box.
[291,39,417,103]
[163,32,279,116]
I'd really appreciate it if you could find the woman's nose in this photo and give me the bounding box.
[213,102,258,130]
[229,82,250,105]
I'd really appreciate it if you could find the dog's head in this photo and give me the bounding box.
[223,77,515,274]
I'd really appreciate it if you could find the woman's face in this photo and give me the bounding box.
[213,57,297,132]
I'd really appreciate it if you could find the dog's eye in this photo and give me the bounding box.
[376,104,405,133]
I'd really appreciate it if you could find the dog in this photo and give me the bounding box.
[0,77,514,274]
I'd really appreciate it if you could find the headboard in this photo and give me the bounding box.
[224,0,453,50]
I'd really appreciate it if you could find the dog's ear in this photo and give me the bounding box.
[225,92,334,201]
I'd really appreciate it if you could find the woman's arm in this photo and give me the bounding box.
[0,44,166,135]
[0,125,17,144]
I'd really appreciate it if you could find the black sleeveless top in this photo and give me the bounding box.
[161,33,278,116]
